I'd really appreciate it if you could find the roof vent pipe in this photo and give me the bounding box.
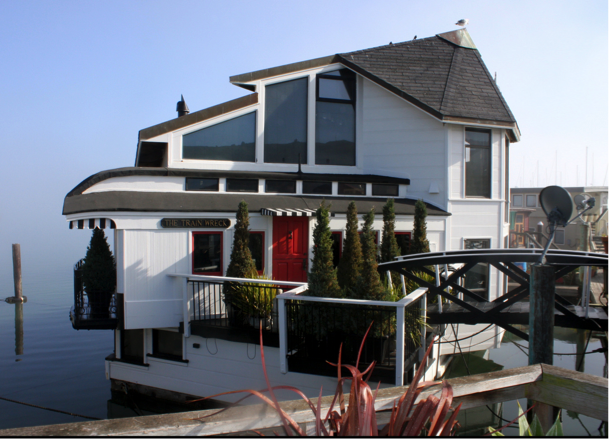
[176,95,190,117]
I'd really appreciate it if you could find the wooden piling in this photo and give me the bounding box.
[12,244,22,300]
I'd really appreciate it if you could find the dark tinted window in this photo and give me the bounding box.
[316,70,356,166]
[338,182,365,196]
[185,178,219,192]
[193,233,222,275]
[249,232,264,272]
[265,180,296,193]
[303,180,332,195]
[395,232,411,255]
[465,128,491,198]
[183,113,256,162]
[121,329,144,364]
[265,78,307,164]
[331,232,342,268]
[226,179,258,192]
[152,330,183,360]
[372,184,398,196]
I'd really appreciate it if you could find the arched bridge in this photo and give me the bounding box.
[379,249,608,341]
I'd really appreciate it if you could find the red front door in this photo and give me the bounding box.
[272,216,308,282]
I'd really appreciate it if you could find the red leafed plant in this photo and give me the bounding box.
[195,324,461,436]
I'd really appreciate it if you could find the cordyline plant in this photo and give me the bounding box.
[194,325,461,436]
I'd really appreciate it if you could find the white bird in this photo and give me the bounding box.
[455,19,469,26]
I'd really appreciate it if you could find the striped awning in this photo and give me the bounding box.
[260,208,336,217]
[69,218,116,230]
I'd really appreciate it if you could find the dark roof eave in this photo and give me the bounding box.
[229,55,341,85]
[65,167,411,198]
[63,191,449,217]
[138,94,258,141]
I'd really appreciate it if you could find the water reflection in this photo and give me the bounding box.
[14,302,23,357]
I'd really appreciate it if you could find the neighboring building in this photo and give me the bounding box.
[63,29,520,402]
[509,186,608,250]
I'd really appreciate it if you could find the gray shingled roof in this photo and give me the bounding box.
[336,30,516,125]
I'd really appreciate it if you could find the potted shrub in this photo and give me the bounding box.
[230,272,278,329]
[81,228,116,317]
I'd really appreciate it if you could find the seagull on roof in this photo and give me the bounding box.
[455,18,469,26]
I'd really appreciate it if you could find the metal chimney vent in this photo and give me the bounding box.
[176,95,190,117]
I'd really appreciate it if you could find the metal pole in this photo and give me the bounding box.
[528,263,557,432]
[12,244,22,300]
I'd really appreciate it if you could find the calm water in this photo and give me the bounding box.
[0,261,607,434]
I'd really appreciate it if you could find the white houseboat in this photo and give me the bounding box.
[63,29,519,403]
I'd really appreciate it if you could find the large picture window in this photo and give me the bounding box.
[316,69,356,166]
[265,78,308,164]
[465,128,491,198]
[192,232,223,276]
[183,112,256,162]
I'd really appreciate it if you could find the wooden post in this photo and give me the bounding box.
[12,244,22,300]
[528,263,557,432]
[15,302,23,356]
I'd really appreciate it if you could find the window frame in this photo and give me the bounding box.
[512,194,523,207]
[526,194,537,208]
[185,178,219,192]
[192,231,223,276]
[226,178,259,193]
[151,329,186,363]
[464,128,492,199]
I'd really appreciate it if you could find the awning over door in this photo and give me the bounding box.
[69,218,116,229]
[261,208,335,217]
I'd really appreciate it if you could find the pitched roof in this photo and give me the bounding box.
[231,29,519,139]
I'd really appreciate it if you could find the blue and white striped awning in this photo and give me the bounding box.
[260,208,336,217]
[69,218,116,230]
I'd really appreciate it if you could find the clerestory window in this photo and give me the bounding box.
[183,112,256,162]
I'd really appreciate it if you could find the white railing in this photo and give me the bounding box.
[277,286,428,386]
[168,273,428,386]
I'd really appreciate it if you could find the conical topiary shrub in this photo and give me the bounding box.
[381,198,400,286]
[356,208,387,301]
[410,199,430,255]
[337,201,363,298]
[81,228,116,316]
[308,201,342,298]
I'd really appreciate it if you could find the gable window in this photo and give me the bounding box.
[183,112,256,162]
[512,194,523,207]
[526,195,537,208]
[465,128,491,198]
[193,232,223,276]
[316,69,356,166]
[265,78,308,164]
[249,232,265,273]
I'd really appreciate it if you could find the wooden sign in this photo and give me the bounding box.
[161,218,230,228]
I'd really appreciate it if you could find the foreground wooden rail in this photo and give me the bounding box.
[1,364,605,436]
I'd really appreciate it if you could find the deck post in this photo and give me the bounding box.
[395,302,405,386]
[528,263,557,432]
[278,295,287,374]
[182,277,190,337]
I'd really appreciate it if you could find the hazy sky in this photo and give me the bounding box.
[0,0,607,281]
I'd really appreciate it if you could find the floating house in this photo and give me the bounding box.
[63,29,520,403]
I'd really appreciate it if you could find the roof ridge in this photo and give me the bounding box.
[340,35,439,57]
[439,47,459,113]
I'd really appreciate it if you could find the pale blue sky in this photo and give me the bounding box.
[0,0,607,283]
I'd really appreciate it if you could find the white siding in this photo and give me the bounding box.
[359,79,446,206]
[123,230,189,329]
[83,176,185,194]
[448,125,464,199]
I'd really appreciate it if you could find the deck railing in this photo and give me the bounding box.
[169,273,430,385]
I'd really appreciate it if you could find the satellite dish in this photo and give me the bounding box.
[539,186,573,227]
[574,193,593,211]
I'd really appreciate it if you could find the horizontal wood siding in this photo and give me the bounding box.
[124,230,188,329]
[359,79,445,206]
[108,337,349,403]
